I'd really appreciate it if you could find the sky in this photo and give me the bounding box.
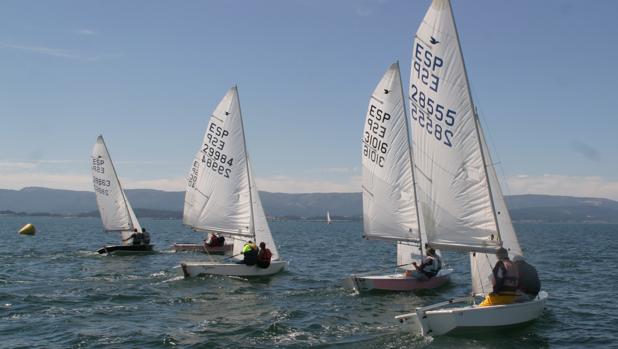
[1,0,617,199]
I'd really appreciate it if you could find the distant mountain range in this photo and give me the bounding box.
[1,187,617,223]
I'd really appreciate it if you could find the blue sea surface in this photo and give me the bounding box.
[1,217,617,348]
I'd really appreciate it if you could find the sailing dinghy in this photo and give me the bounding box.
[180,87,287,277]
[172,242,232,254]
[326,211,332,224]
[343,63,452,292]
[91,135,154,255]
[395,0,547,335]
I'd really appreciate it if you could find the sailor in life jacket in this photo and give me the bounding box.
[410,248,442,280]
[479,247,520,307]
[239,240,258,265]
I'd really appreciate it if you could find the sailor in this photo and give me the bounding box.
[123,228,143,245]
[238,240,258,265]
[513,255,541,300]
[205,233,224,247]
[141,228,151,245]
[480,247,519,306]
[256,242,272,268]
[410,248,442,280]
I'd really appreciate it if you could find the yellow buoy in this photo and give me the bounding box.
[18,223,36,235]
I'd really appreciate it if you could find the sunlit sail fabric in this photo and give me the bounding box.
[470,122,523,295]
[183,87,253,238]
[409,0,500,252]
[362,63,419,243]
[248,158,279,261]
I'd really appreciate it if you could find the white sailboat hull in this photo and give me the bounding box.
[396,291,548,336]
[180,260,288,277]
[343,269,452,292]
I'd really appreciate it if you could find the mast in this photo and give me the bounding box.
[446,0,501,243]
[396,61,425,256]
[235,86,256,241]
[99,135,134,232]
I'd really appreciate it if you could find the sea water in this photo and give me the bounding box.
[1,217,617,348]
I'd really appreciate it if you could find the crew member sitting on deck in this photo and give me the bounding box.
[479,247,519,307]
[123,228,143,245]
[205,233,225,247]
[256,242,272,268]
[512,255,541,300]
[238,240,258,265]
[141,228,151,245]
[409,248,442,280]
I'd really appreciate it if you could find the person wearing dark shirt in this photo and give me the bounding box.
[123,228,143,245]
[513,255,541,300]
[257,242,272,268]
[409,248,442,280]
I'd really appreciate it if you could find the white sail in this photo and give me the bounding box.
[183,87,253,239]
[248,158,279,261]
[326,211,331,224]
[362,63,419,243]
[91,135,141,241]
[409,0,500,253]
[470,122,522,295]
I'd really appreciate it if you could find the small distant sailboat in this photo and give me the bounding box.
[326,211,332,224]
[343,63,452,292]
[91,135,154,255]
[180,86,288,277]
[395,0,547,335]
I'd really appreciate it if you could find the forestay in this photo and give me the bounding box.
[409,0,500,253]
[362,63,419,243]
[91,135,142,240]
[183,87,253,239]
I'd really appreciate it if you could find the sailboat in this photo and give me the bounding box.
[180,86,288,277]
[342,63,452,292]
[326,211,332,224]
[395,0,547,335]
[91,135,154,255]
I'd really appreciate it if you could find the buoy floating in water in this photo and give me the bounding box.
[18,223,36,235]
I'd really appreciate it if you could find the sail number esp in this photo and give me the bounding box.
[188,121,235,188]
[410,41,456,148]
[363,104,390,167]
[92,157,110,196]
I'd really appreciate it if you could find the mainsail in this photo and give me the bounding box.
[183,86,280,259]
[183,87,252,239]
[362,63,419,243]
[91,135,142,241]
[409,0,501,253]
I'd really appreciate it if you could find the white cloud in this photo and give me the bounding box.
[255,175,362,193]
[0,172,92,191]
[76,29,96,35]
[506,174,618,200]
[356,7,372,16]
[0,42,84,60]
[0,42,120,61]
[123,177,186,191]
